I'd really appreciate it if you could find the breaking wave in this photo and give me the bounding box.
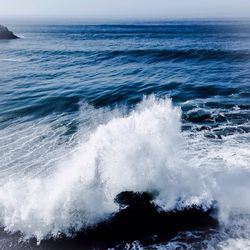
[0,96,249,246]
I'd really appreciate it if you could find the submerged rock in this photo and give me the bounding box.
[0,25,19,39]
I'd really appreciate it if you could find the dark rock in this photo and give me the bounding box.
[196,125,211,131]
[0,25,19,39]
[0,191,219,249]
[38,191,219,249]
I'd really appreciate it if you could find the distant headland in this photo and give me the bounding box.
[0,25,19,39]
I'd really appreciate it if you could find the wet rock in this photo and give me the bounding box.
[0,25,19,39]
[37,191,219,249]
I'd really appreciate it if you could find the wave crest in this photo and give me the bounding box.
[0,96,249,241]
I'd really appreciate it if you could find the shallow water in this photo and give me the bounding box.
[0,20,250,249]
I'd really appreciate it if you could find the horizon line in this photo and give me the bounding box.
[1,16,250,25]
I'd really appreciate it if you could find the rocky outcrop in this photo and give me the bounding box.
[40,192,218,249]
[0,25,19,39]
[0,191,219,249]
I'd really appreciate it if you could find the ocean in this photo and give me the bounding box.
[0,20,250,249]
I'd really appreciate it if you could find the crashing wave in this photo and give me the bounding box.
[0,96,249,247]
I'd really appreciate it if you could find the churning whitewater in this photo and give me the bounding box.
[0,96,249,247]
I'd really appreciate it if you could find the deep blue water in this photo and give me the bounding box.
[0,20,250,249]
[1,21,250,130]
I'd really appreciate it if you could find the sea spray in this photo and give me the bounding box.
[0,96,249,243]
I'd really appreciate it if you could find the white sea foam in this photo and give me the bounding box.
[0,58,26,62]
[218,239,250,250]
[0,96,249,245]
